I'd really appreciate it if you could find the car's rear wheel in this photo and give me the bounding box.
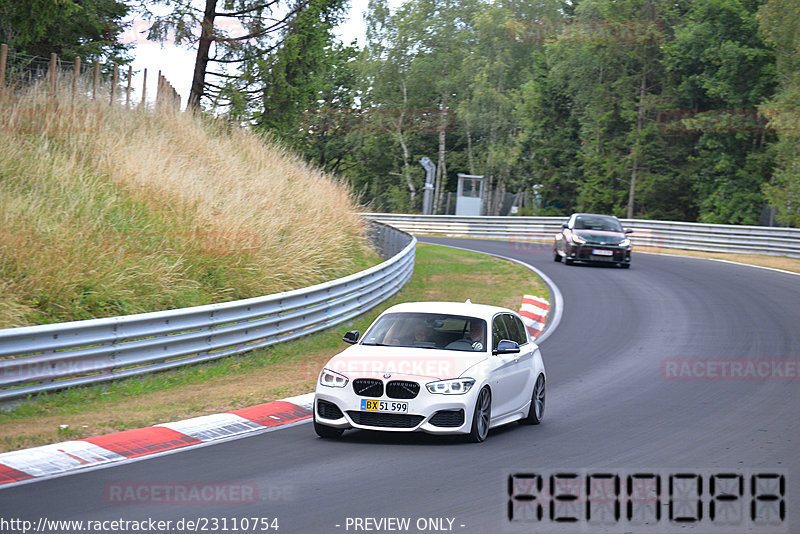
[314,416,344,439]
[466,387,491,443]
[520,374,545,425]
[621,263,631,269]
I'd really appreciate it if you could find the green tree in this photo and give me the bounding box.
[759,0,800,226]
[0,0,130,62]
[664,0,776,224]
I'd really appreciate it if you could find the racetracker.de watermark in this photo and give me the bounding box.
[661,358,800,380]
[104,482,260,505]
[325,354,457,378]
[657,109,779,133]
[300,107,456,134]
[509,19,663,44]
[0,108,102,133]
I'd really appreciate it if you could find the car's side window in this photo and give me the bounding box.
[492,316,510,350]
[502,314,528,346]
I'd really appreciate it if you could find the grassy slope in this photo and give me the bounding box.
[0,244,548,452]
[0,87,376,328]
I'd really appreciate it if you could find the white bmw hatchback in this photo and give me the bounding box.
[313,301,546,442]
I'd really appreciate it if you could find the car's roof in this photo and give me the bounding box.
[572,212,620,219]
[379,301,515,321]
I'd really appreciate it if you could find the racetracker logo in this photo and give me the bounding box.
[104,482,259,505]
[509,19,663,44]
[0,108,102,133]
[657,109,776,133]
[661,358,800,380]
[327,354,456,378]
[300,107,456,134]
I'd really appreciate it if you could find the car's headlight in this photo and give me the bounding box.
[618,238,631,247]
[571,234,587,244]
[426,378,475,395]
[319,368,348,388]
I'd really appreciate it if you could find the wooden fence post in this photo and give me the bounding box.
[110,63,118,105]
[125,65,132,107]
[156,70,162,109]
[0,43,7,102]
[72,57,80,102]
[92,61,99,101]
[49,53,57,100]
[141,68,147,105]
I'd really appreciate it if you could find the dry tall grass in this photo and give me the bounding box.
[0,79,376,328]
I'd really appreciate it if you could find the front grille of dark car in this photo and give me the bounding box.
[317,399,344,420]
[386,380,420,399]
[578,248,623,262]
[347,411,424,428]
[429,409,465,427]
[353,378,384,397]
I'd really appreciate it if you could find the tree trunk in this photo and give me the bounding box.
[628,64,647,218]
[467,126,475,174]
[187,0,218,112]
[395,80,415,202]
[433,96,448,214]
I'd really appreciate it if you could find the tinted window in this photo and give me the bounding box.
[492,315,510,349]
[574,215,623,232]
[501,314,527,345]
[361,312,487,351]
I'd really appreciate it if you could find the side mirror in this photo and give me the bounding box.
[561,222,569,229]
[625,228,634,234]
[493,339,520,355]
[343,330,360,344]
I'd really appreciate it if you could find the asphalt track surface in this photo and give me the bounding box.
[2,237,799,534]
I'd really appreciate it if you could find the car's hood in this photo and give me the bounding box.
[324,344,488,381]
[574,229,625,244]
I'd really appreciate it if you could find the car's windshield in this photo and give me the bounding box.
[361,312,487,352]
[574,215,623,232]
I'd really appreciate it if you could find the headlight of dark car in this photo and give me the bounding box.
[571,234,587,244]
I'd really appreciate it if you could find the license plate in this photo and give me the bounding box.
[361,399,408,413]
[592,249,613,256]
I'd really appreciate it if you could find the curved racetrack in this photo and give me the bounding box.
[3,238,799,533]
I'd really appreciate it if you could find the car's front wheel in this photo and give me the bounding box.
[553,249,562,262]
[466,387,491,443]
[620,263,631,269]
[314,416,344,439]
[520,374,545,425]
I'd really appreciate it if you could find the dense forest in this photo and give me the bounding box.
[2,0,799,225]
[263,0,798,225]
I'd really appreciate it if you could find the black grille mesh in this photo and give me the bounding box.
[429,409,465,427]
[386,380,420,399]
[353,378,384,397]
[317,399,344,420]
[347,411,424,428]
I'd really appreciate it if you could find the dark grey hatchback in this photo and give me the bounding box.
[553,213,633,268]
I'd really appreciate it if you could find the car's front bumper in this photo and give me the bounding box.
[314,386,480,435]
[566,243,631,264]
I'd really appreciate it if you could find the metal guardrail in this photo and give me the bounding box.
[0,222,415,401]
[363,213,800,258]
